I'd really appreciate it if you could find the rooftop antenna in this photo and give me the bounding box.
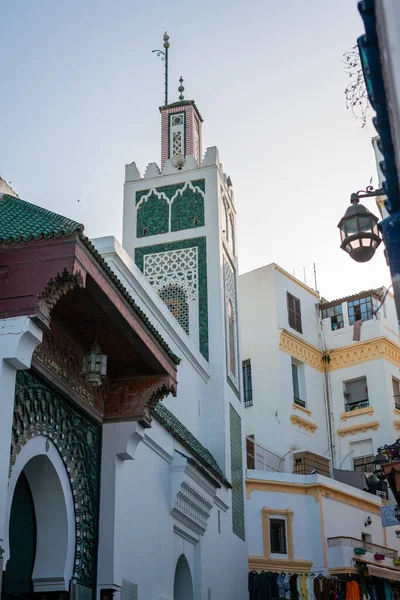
[152,32,170,107]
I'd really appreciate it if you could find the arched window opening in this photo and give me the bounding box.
[228,299,236,376]
[159,285,190,334]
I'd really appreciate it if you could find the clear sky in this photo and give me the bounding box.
[1,0,391,301]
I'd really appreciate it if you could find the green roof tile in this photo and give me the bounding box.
[0,194,83,243]
[154,402,231,487]
[0,193,180,365]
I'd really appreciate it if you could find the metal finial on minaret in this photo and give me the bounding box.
[178,76,185,101]
[152,32,170,106]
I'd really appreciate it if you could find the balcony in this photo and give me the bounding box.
[246,437,283,472]
[327,537,398,572]
[345,398,370,412]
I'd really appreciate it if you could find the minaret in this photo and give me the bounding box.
[122,34,245,541]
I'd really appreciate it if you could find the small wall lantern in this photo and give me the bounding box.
[81,341,107,387]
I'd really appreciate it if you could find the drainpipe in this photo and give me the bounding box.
[319,322,336,476]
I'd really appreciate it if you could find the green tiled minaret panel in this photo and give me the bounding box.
[136,192,169,238]
[135,179,205,238]
[230,404,245,540]
[135,237,208,360]
[171,184,205,231]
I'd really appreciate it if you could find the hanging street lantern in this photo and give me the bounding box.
[338,186,384,263]
[81,341,107,387]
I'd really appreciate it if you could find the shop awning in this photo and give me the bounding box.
[367,565,400,582]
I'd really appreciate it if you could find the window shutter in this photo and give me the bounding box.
[287,293,296,329]
[294,297,302,333]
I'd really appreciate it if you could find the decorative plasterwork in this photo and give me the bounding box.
[340,406,375,421]
[280,330,324,371]
[395,409,400,417]
[395,421,400,431]
[248,556,313,574]
[262,507,294,560]
[224,256,239,388]
[144,247,199,345]
[245,478,383,515]
[12,370,101,588]
[292,403,312,417]
[290,414,318,433]
[37,268,84,327]
[329,337,400,371]
[279,331,400,373]
[106,376,177,428]
[170,452,218,539]
[337,421,379,437]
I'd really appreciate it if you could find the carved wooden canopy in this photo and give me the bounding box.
[0,233,178,427]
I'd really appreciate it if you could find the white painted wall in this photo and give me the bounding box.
[239,265,328,470]
[246,471,400,574]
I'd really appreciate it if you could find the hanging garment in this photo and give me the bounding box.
[353,319,363,341]
[368,588,379,600]
[315,578,330,600]
[346,580,361,600]
[284,574,292,600]
[384,582,391,600]
[298,575,308,600]
[307,576,316,600]
[290,575,299,600]
[360,570,370,600]
[278,574,286,599]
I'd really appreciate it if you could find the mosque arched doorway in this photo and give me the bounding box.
[173,554,194,600]
[3,471,36,600]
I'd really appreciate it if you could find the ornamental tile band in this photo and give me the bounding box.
[12,369,101,588]
[337,421,379,437]
[290,414,318,433]
[135,237,208,360]
[136,179,205,238]
[230,404,245,540]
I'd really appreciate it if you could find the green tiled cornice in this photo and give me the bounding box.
[154,403,230,487]
[0,194,82,244]
[159,99,204,122]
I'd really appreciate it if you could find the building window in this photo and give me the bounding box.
[362,533,372,543]
[344,377,369,412]
[353,455,374,473]
[270,519,287,554]
[292,362,305,408]
[243,360,253,407]
[287,292,302,333]
[393,377,400,410]
[321,303,344,331]
[348,296,378,325]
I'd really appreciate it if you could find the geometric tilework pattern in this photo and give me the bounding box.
[136,179,205,238]
[229,404,245,540]
[135,237,208,360]
[144,247,199,345]
[224,256,239,389]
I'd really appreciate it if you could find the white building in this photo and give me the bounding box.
[240,263,400,579]
[240,263,400,478]
[0,64,247,600]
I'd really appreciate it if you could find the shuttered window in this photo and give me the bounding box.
[287,292,302,333]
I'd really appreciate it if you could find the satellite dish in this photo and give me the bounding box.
[172,153,185,169]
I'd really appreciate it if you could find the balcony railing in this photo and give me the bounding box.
[345,398,369,412]
[293,397,306,408]
[327,537,398,559]
[246,437,283,472]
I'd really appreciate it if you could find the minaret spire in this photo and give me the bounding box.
[178,76,185,101]
[152,32,170,106]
